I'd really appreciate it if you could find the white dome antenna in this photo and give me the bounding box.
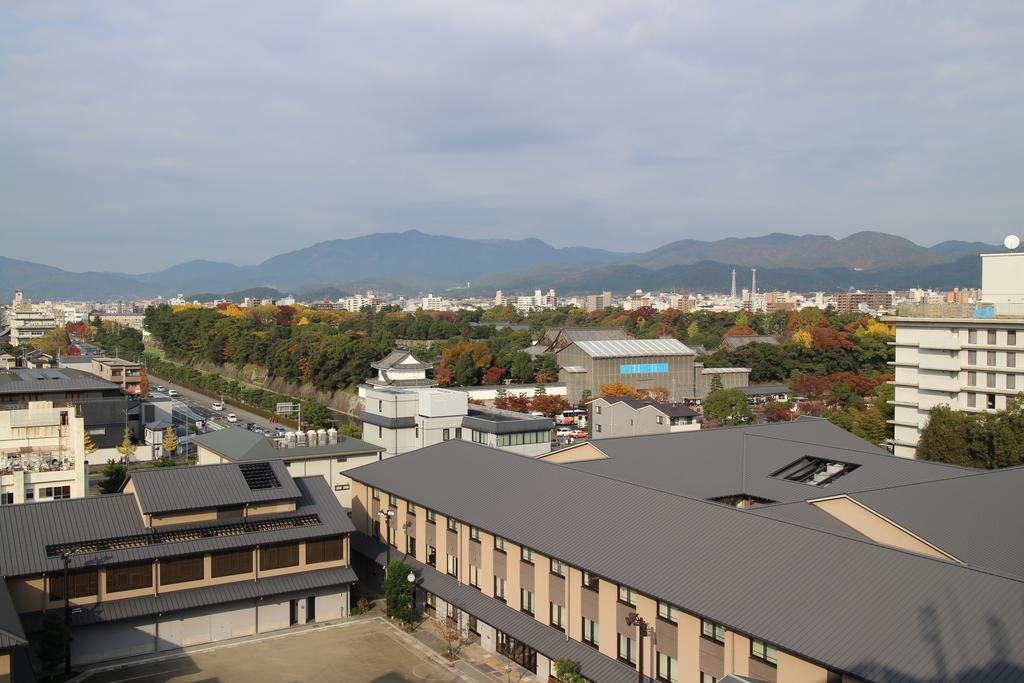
[1004,235,1020,250]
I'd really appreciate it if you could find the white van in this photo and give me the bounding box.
[212,402,224,411]
[226,413,238,423]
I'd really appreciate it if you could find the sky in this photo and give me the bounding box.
[1,1,1023,271]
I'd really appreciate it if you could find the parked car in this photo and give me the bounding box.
[156,385,166,392]
[211,402,224,411]
[167,389,178,397]
[274,426,287,436]
[556,427,573,437]
[226,413,238,423]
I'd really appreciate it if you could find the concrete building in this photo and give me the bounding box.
[346,419,1024,683]
[584,291,613,312]
[90,357,144,395]
[94,313,146,331]
[885,250,1024,457]
[193,426,383,508]
[0,460,356,676]
[7,291,57,347]
[588,396,699,438]
[836,291,893,314]
[360,386,553,458]
[556,338,748,403]
[0,401,87,505]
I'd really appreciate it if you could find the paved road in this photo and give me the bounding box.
[147,374,284,436]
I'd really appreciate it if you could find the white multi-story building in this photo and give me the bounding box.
[0,401,88,504]
[886,249,1024,458]
[8,291,58,346]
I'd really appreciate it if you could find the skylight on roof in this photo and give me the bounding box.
[771,456,859,487]
[239,462,281,490]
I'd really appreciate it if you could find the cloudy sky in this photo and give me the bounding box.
[2,1,1022,271]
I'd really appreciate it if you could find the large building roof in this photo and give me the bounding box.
[0,367,118,395]
[592,395,699,418]
[346,438,1024,682]
[192,426,382,463]
[0,475,352,577]
[128,460,301,514]
[571,338,695,358]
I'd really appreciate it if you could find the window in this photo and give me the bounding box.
[968,371,977,386]
[1009,375,1016,390]
[426,509,437,523]
[701,619,725,643]
[443,428,451,441]
[160,556,204,585]
[334,483,350,491]
[495,536,507,552]
[387,525,397,547]
[447,554,459,578]
[988,351,997,366]
[378,425,383,438]
[987,372,996,388]
[701,674,718,683]
[770,456,859,487]
[656,415,664,425]
[260,543,300,570]
[211,549,253,577]
[595,405,602,414]
[582,571,599,591]
[582,617,599,646]
[1008,352,1017,368]
[0,492,13,505]
[106,562,153,593]
[550,559,566,577]
[968,351,977,365]
[988,394,997,409]
[988,330,997,344]
[617,633,636,665]
[415,426,419,439]
[521,547,534,564]
[969,329,978,344]
[595,424,602,433]
[388,493,398,507]
[39,486,71,500]
[520,589,535,615]
[1010,330,1017,345]
[378,399,383,412]
[657,601,678,624]
[407,535,417,557]
[751,639,778,665]
[472,430,487,444]
[494,576,507,601]
[469,563,481,588]
[447,517,459,533]
[306,538,344,564]
[407,501,417,514]
[49,569,98,600]
[427,545,437,567]
[372,487,380,500]
[657,652,678,683]
[470,526,481,541]
[550,602,565,630]
[617,585,635,606]
[372,520,381,539]
[968,393,977,408]
[455,427,462,440]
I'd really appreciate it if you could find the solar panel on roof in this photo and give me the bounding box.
[239,462,280,490]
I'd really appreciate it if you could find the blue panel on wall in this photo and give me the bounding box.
[619,362,669,374]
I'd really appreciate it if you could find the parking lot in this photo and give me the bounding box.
[83,619,464,683]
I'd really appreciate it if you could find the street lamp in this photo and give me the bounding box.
[61,550,72,677]
[625,612,651,683]
[377,509,395,570]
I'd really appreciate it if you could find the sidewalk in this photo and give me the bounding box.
[407,618,539,683]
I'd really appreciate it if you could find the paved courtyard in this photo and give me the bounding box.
[83,619,466,683]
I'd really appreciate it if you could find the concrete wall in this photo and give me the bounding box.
[556,344,697,403]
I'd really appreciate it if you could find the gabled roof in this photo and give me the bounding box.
[346,439,1024,682]
[593,396,698,418]
[192,426,382,463]
[537,327,629,353]
[128,460,301,514]
[371,349,432,371]
[571,338,695,358]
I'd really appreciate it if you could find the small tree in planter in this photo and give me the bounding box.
[440,613,463,660]
[553,657,585,683]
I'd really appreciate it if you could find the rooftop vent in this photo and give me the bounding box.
[770,456,859,487]
[239,462,281,490]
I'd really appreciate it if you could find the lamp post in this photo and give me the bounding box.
[407,571,417,618]
[377,508,395,570]
[61,550,72,677]
[625,612,650,683]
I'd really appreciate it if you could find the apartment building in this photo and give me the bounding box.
[360,386,552,458]
[90,357,144,395]
[0,401,87,505]
[346,419,1024,683]
[588,396,699,439]
[885,250,1024,457]
[194,426,383,508]
[0,460,356,676]
[584,292,614,313]
[835,291,893,314]
[7,291,57,347]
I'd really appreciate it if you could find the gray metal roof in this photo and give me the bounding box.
[0,367,119,395]
[572,338,695,358]
[353,534,644,683]
[0,476,353,578]
[346,439,1024,682]
[0,581,27,649]
[562,419,970,504]
[128,460,301,514]
[462,406,553,434]
[192,427,382,463]
[719,335,780,350]
[593,396,699,418]
[20,565,356,631]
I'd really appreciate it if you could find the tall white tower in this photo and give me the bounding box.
[751,268,757,296]
[730,269,737,299]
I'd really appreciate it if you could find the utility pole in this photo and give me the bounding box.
[625,612,650,683]
[62,551,72,677]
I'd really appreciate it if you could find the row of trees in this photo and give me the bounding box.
[917,396,1024,469]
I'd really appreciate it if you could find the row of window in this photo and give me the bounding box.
[496,431,549,447]
[967,350,1018,367]
[967,329,1018,345]
[46,539,344,600]
[966,371,1017,390]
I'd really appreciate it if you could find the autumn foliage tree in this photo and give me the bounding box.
[600,382,639,398]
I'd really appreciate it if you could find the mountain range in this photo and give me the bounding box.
[0,230,1001,301]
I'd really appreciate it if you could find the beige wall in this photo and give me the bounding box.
[539,442,608,464]
[812,496,954,561]
[359,484,846,683]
